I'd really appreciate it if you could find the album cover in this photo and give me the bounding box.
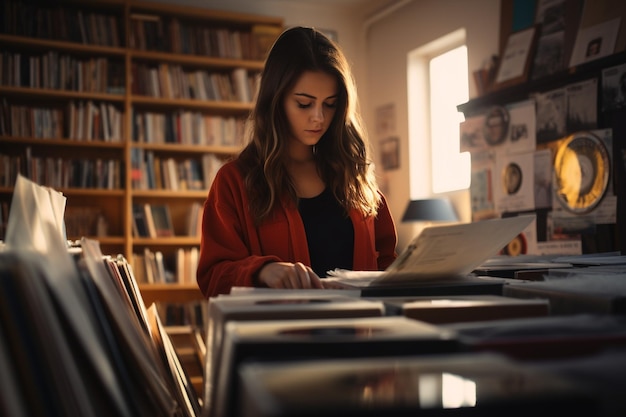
[238,352,597,417]
[601,62,626,111]
[503,274,626,315]
[378,294,549,324]
[470,150,497,220]
[550,129,616,234]
[460,114,486,152]
[202,293,386,417]
[494,150,535,213]
[534,87,567,143]
[443,314,626,360]
[214,315,460,417]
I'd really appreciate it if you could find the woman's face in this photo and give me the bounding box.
[283,70,338,149]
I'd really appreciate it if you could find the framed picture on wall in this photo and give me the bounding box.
[380,136,400,171]
[494,25,539,90]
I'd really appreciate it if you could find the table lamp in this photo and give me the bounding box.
[401,198,458,223]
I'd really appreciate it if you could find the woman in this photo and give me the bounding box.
[197,26,397,298]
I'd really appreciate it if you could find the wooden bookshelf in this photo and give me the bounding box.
[0,0,283,299]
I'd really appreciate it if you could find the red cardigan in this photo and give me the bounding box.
[196,160,398,298]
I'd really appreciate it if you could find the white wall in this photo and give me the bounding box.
[153,0,502,251]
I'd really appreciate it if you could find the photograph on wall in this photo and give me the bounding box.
[534,148,553,209]
[495,25,538,88]
[375,103,396,137]
[478,100,536,153]
[460,114,486,152]
[566,78,598,132]
[469,151,496,221]
[379,136,400,171]
[483,106,510,147]
[506,99,537,154]
[494,150,535,213]
[601,62,626,111]
[569,17,621,66]
[532,30,566,79]
[534,87,567,143]
[531,0,567,79]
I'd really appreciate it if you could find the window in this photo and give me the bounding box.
[407,29,470,197]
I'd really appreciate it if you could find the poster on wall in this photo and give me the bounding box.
[551,128,616,232]
[566,78,598,132]
[531,0,567,79]
[469,150,497,221]
[460,114,486,152]
[534,87,567,143]
[494,150,536,213]
[505,99,537,154]
[569,17,621,67]
[494,25,538,89]
[601,62,626,110]
[534,148,553,209]
[462,99,536,153]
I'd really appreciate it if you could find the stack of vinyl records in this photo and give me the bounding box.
[214,315,459,417]
[237,352,599,417]
[202,292,387,417]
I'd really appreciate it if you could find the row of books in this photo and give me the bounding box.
[131,150,224,192]
[0,51,126,94]
[133,111,247,146]
[133,203,174,238]
[64,205,109,238]
[1,1,122,47]
[131,63,259,103]
[0,149,124,190]
[130,15,277,61]
[132,246,199,285]
[0,99,124,142]
[132,202,201,239]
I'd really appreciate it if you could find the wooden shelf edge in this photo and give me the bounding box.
[139,283,205,305]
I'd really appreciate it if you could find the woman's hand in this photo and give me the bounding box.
[258,262,324,289]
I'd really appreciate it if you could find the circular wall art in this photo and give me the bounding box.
[502,233,527,256]
[553,131,610,214]
[502,162,523,195]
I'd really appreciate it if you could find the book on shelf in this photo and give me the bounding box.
[176,247,199,284]
[143,203,157,238]
[186,201,202,237]
[150,204,175,238]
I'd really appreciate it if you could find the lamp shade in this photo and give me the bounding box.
[401,199,458,222]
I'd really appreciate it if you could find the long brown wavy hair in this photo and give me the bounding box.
[238,26,381,223]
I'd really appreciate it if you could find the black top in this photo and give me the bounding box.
[298,188,354,277]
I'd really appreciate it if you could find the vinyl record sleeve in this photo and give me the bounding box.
[202,293,386,417]
[214,316,459,417]
[238,352,598,417]
[553,131,610,214]
[443,314,626,360]
[379,294,549,324]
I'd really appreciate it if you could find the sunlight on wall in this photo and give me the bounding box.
[407,29,470,197]
[430,46,470,193]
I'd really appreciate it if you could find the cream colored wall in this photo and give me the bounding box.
[152,0,502,251]
[362,0,501,250]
